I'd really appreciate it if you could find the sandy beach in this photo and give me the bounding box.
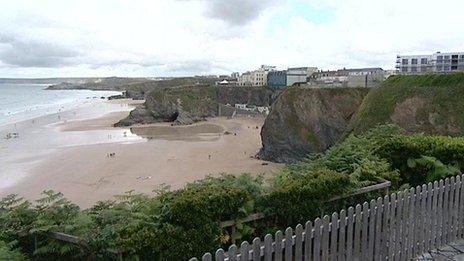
[0,99,280,208]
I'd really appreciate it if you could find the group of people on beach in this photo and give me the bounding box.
[107,152,116,158]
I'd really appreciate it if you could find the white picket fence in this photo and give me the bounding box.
[190,175,464,261]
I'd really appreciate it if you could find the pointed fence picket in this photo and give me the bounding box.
[190,175,464,261]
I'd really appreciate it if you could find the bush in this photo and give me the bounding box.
[0,241,25,261]
[376,135,464,186]
[265,170,353,227]
[155,174,262,260]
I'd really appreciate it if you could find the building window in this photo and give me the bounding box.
[451,66,458,70]
[402,59,408,65]
[444,55,450,59]
[401,67,408,72]
[411,59,418,65]
[420,66,427,72]
[436,65,443,71]
[411,66,417,72]
[444,65,451,71]
[420,58,427,64]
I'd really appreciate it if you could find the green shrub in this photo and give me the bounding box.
[265,170,354,227]
[0,241,25,261]
[154,174,262,260]
[376,135,464,185]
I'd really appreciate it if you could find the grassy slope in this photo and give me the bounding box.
[349,73,464,134]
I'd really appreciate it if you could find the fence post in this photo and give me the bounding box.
[394,192,404,261]
[443,179,450,245]
[228,245,237,261]
[330,212,338,261]
[458,175,464,238]
[215,249,225,261]
[313,218,322,261]
[346,207,354,261]
[453,175,461,241]
[374,197,383,260]
[361,202,369,260]
[264,234,272,261]
[284,227,293,261]
[381,194,390,259]
[339,209,347,261]
[388,193,397,259]
[321,216,330,261]
[295,224,303,260]
[252,237,260,261]
[353,204,362,260]
[240,241,249,261]
[304,221,312,261]
[367,199,376,260]
[407,187,416,260]
[275,230,283,261]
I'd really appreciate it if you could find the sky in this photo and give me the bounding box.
[0,0,463,78]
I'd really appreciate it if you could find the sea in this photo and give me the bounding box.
[0,83,121,126]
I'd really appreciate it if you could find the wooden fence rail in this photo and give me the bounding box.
[190,175,464,261]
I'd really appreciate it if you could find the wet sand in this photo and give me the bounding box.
[0,100,280,208]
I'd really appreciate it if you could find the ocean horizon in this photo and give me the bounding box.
[0,83,121,126]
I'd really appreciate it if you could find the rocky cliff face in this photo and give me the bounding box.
[349,73,464,136]
[257,87,369,163]
[115,85,278,126]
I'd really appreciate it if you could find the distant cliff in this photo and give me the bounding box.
[115,85,277,126]
[349,73,464,135]
[257,87,369,163]
[46,77,218,100]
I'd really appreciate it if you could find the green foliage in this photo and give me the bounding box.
[377,135,464,185]
[350,72,464,134]
[265,125,402,226]
[407,156,460,183]
[265,170,354,227]
[154,174,262,260]
[0,241,25,261]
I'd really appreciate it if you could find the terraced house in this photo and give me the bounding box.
[396,51,464,74]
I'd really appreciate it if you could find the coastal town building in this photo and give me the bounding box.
[396,51,464,74]
[238,72,252,86]
[308,67,386,88]
[238,65,276,86]
[267,70,287,88]
[286,67,318,86]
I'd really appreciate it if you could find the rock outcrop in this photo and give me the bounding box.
[257,87,369,163]
[349,73,464,135]
[115,85,278,126]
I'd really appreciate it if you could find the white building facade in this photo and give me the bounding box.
[396,51,464,74]
[286,67,318,86]
[238,65,276,86]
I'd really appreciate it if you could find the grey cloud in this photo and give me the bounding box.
[0,34,79,68]
[204,0,281,26]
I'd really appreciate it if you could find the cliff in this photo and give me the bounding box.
[349,73,464,135]
[115,85,277,126]
[46,77,218,100]
[257,87,369,163]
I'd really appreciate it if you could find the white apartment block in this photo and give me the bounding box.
[238,65,275,86]
[396,51,464,74]
[251,70,268,86]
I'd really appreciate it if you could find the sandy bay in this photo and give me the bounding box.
[0,99,280,208]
